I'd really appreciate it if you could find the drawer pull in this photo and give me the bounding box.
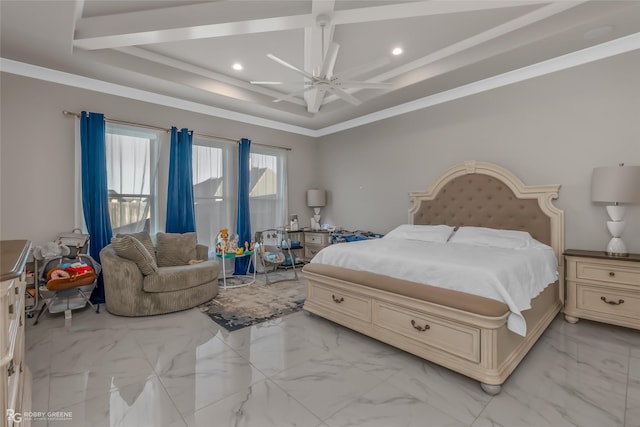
[609,272,615,277]
[411,319,430,332]
[8,304,14,315]
[600,296,624,305]
[331,295,344,304]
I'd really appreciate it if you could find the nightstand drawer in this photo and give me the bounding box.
[576,261,640,286]
[305,233,327,245]
[575,282,640,319]
[305,245,324,259]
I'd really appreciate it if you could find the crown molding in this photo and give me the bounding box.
[2,31,639,138]
[315,31,640,137]
[0,58,317,137]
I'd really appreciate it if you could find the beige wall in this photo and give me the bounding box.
[0,73,319,246]
[317,51,640,253]
[2,50,640,253]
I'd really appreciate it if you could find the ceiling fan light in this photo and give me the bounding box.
[392,47,403,56]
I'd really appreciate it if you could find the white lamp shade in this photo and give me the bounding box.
[307,189,326,208]
[591,165,640,204]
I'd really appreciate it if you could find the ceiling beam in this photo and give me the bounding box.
[75,14,314,50]
[322,1,586,105]
[73,0,547,51]
[332,0,549,25]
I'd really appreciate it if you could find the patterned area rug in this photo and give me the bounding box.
[199,270,306,331]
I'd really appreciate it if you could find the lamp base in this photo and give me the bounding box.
[606,237,629,257]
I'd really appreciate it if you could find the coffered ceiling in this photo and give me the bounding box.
[1,1,640,136]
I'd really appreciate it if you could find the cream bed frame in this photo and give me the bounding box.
[303,161,564,394]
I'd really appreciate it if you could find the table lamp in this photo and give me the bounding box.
[307,189,326,230]
[591,164,640,256]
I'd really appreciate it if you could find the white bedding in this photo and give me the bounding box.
[310,238,558,336]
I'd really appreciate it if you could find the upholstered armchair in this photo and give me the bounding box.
[100,232,220,316]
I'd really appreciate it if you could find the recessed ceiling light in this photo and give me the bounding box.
[392,47,403,56]
[232,63,243,71]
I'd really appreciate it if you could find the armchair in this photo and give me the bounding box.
[100,241,220,316]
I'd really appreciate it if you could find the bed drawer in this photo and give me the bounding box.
[373,301,480,363]
[576,260,640,286]
[308,283,372,322]
[575,282,640,319]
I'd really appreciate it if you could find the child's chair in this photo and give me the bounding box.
[254,228,299,284]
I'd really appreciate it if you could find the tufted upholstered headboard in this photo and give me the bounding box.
[409,161,564,261]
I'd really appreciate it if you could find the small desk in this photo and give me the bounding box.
[216,251,256,290]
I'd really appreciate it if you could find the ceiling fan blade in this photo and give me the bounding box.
[272,86,316,104]
[335,81,392,89]
[267,54,315,80]
[320,43,340,79]
[307,88,326,113]
[334,56,391,80]
[250,81,310,86]
[326,86,362,106]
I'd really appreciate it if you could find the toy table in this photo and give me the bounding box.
[215,250,256,290]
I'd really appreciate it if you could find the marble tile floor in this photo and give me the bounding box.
[25,305,640,427]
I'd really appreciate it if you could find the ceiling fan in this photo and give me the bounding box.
[250,16,392,113]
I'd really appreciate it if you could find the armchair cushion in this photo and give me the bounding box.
[156,232,197,267]
[116,231,156,263]
[110,235,158,276]
[143,260,219,292]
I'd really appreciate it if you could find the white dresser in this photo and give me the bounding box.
[1,240,31,427]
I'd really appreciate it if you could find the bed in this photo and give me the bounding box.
[302,161,564,394]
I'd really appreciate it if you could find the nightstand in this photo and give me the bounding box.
[564,249,640,330]
[304,230,330,261]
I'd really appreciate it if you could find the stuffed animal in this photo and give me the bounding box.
[216,228,229,253]
[47,268,71,281]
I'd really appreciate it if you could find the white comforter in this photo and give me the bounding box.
[311,238,558,336]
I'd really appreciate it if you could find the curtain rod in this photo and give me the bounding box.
[62,110,292,151]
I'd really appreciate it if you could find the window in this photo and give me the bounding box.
[192,137,236,249]
[250,147,288,232]
[76,117,290,249]
[105,123,160,235]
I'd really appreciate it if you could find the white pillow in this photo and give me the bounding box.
[384,224,455,243]
[449,226,533,249]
